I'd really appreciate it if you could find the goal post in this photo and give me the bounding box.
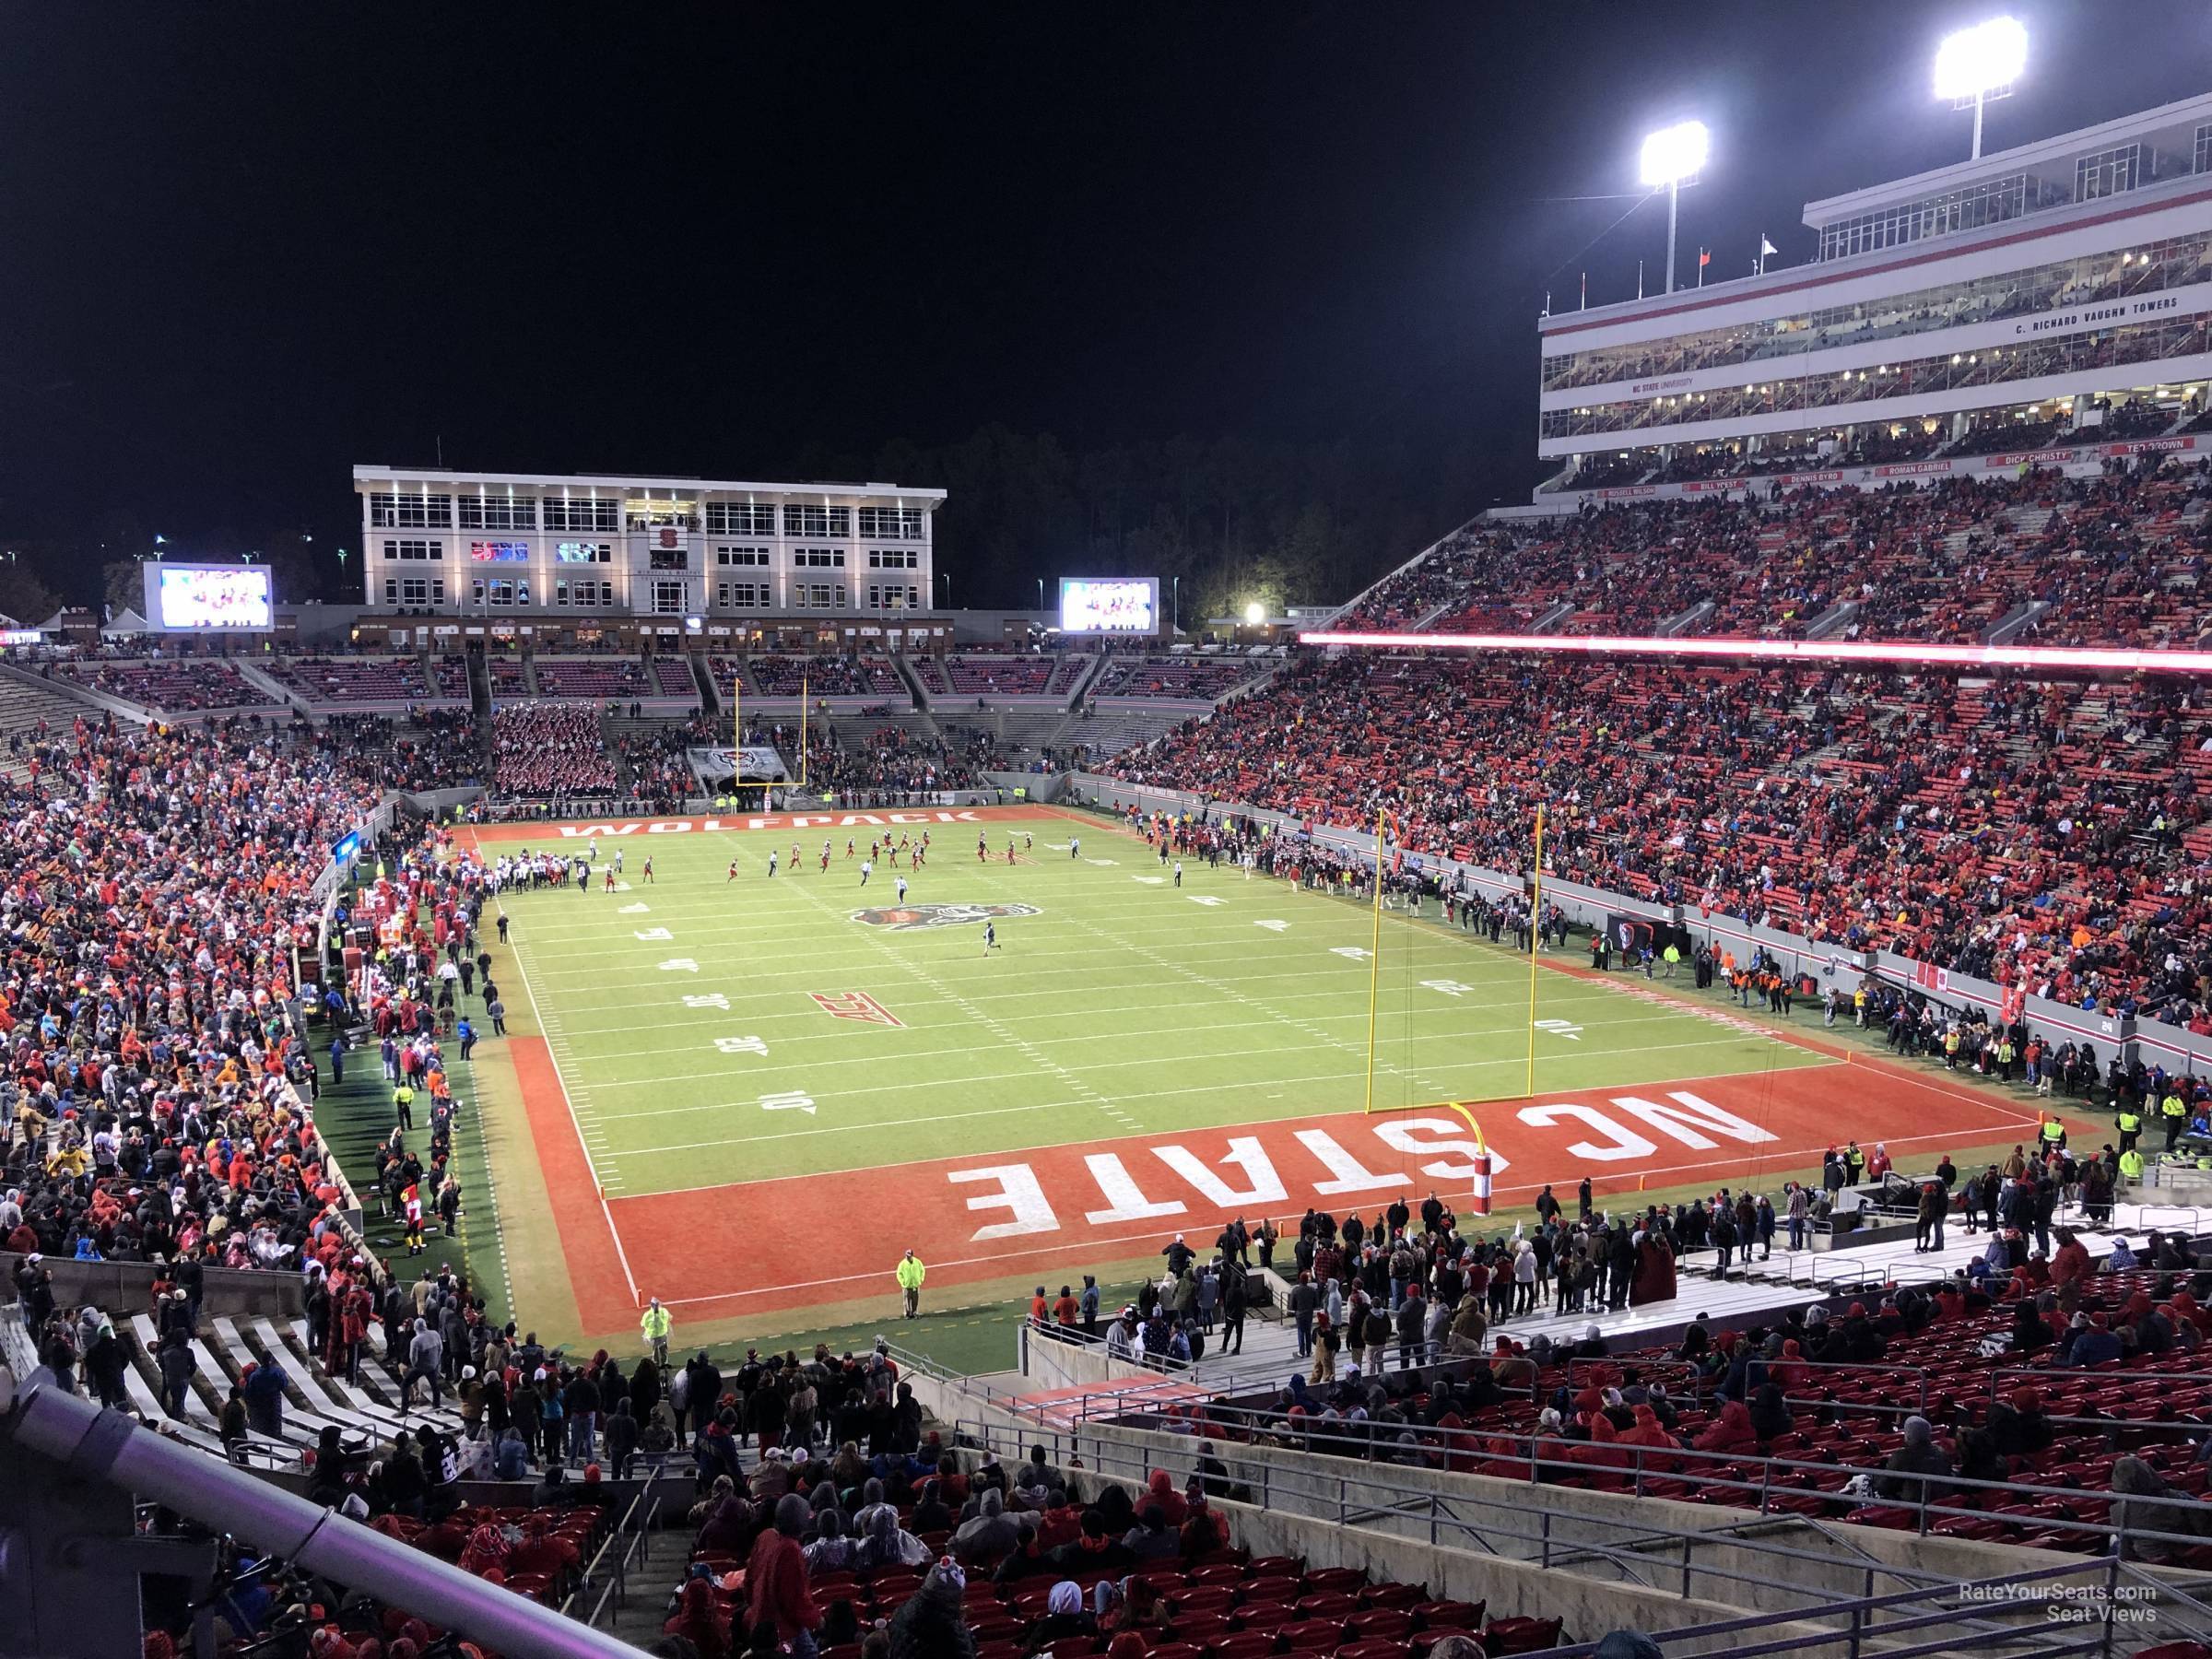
[727,670,808,792]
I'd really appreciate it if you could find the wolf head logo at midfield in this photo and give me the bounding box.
[853,902,1041,930]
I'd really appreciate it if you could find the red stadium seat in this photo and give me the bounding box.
[1410,1600,1485,1630]
[1483,1616,1566,1653]
[1345,1607,1415,1641]
[1338,1641,1418,1659]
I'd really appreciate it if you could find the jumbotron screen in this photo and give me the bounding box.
[1060,577,1159,634]
[146,563,274,630]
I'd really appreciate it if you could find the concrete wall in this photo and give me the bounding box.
[0,1253,305,1320]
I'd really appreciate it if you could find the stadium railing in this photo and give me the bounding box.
[0,1365,645,1659]
[1516,1559,2190,1659]
[945,1399,2212,1581]
[559,1481,662,1632]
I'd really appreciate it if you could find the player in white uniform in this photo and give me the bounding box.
[860,859,873,887]
[983,920,998,955]
[768,850,779,877]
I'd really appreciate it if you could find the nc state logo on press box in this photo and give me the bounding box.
[851,902,1042,930]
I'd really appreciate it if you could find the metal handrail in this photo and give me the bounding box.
[1516,1554,2148,1658]
[949,1405,2212,1640]
[946,1391,2212,1565]
[560,1483,650,1622]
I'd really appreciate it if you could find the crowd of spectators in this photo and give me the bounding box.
[747,654,906,698]
[1098,652,2212,1026]
[1347,461,2212,648]
[531,656,651,700]
[260,657,433,706]
[1092,656,1263,700]
[324,710,486,794]
[0,711,385,1398]
[57,657,275,713]
[612,716,715,808]
[802,722,998,804]
[1165,1212,2212,1550]
[490,701,617,798]
[912,654,1088,699]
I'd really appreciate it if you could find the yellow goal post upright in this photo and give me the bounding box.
[1355,801,1550,1219]
[728,667,809,792]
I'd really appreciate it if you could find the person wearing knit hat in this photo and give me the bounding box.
[886,1555,970,1657]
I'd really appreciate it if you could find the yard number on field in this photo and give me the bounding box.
[658,958,700,973]
[683,993,731,1010]
[1421,980,1474,997]
[618,902,650,914]
[1254,920,1289,933]
[634,927,674,942]
[1535,1018,1584,1041]
[713,1035,770,1057]
[1187,895,1225,907]
[1332,946,1371,960]
[1133,876,1166,886]
[760,1090,817,1115]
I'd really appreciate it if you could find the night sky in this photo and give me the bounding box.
[0,2,2203,605]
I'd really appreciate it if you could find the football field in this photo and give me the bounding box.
[465,806,2044,1335]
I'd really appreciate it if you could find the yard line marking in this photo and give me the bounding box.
[573,1016,1780,1102]
[602,1038,1843,1151]
[598,1054,1850,1198]
[548,1001,1714,1065]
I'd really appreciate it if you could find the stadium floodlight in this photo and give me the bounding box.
[1639,121,1708,295]
[1244,601,1265,626]
[1934,17,2026,159]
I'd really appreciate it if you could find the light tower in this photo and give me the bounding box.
[1640,121,1709,296]
[1934,17,2027,160]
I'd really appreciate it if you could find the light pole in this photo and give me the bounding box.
[938,571,951,609]
[1171,575,1180,636]
[1036,577,1044,614]
[1935,18,2026,160]
[1640,121,1709,296]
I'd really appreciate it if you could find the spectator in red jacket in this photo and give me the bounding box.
[743,1492,822,1656]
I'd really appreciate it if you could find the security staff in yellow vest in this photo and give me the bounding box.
[2039,1117,2066,1155]
[2162,1090,2190,1153]
[2119,1146,2147,1187]
[2116,1106,2143,1155]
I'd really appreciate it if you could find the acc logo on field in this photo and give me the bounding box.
[853,902,1041,930]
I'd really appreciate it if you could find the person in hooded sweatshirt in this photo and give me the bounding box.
[1122,1504,1181,1559]
[950,1486,1021,1563]
[1140,1467,1188,1527]
[743,1492,822,1656]
[1693,1400,1760,1453]
[1026,1579,1097,1653]
[1875,1415,1954,1503]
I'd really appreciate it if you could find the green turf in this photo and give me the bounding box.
[312,1034,513,1327]
[488,816,1833,1199]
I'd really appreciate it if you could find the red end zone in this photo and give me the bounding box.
[575,1057,2044,1324]
[467,804,1063,844]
